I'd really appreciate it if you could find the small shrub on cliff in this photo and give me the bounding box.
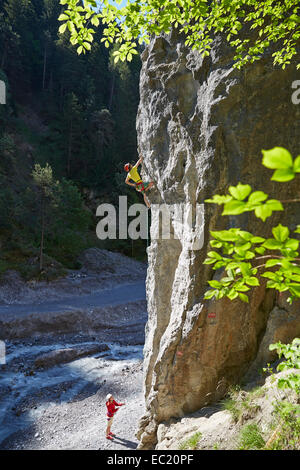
[221,386,262,424]
[221,386,242,422]
[237,423,265,450]
[221,397,241,423]
[264,339,300,450]
[269,338,300,392]
[179,431,202,450]
[204,147,300,305]
[266,401,300,450]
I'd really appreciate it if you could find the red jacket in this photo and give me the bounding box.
[106,400,121,417]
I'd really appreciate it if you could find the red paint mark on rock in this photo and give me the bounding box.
[208,312,216,318]
[177,351,183,357]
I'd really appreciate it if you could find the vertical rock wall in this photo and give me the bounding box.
[136,32,300,449]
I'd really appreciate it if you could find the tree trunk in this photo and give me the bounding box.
[60,83,64,111]
[42,45,47,90]
[39,196,45,272]
[108,73,115,111]
[49,70,53,94]
[67,117,73,176]
[1,42,7,69]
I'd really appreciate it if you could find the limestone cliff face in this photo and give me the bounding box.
[136,32,300,449]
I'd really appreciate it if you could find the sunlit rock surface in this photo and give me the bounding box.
[136,32,300,448]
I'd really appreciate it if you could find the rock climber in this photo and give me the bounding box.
[124,155,154,208]
[105,393,125,440]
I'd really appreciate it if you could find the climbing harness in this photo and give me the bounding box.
[135,180,145,193]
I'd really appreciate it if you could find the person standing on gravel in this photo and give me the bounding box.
[105,393,125,440]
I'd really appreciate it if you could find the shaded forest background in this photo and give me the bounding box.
[0,0,146,280]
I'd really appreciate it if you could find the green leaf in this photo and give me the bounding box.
[208,280,222,288]
[67,21,75,33]
[238,293,249,303]
[234,243,251,256]
[261,272,279,280]
[251,236,265,243]
[245,277,260,286]
[272,224,289,242]
[226,262,240,270]
[248,191,268,204]
[235,282,250,292]
[210,240,222,248]
[214,261,226,269]
[254,204,272,221]
[290,285,300,297]
[58,14,69,21]
[238,231,253,241]
[262,147,293,170]
[288,274,300,282]
[59,23,67,34]
[263,239,283,250]
[222,200,246,215]
[253,200,283,221]
[238,263,252,277]
[204,289,216,300]
[293,155,300,173]
[271,168,295,182]
[265,259,280,268]
[221,276,234,284]
[237,241,252,251]
[265,199,284,211]
[91,15,100,26]
[203,258,217,265]
[205,194,233,204]
[207,251,222,259]
[227,289,238,300]
[210,230,238,242]
[228,183,252,201]
[284,238,299,250]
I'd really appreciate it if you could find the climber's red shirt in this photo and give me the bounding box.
[106,400,121,417]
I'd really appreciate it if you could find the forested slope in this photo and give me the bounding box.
[0,0,143,279]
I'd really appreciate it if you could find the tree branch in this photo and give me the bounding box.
[254,255,300,261]
[279,198,300,203]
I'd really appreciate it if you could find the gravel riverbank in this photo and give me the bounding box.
[0,336,145,450]
[0,249,148,450]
